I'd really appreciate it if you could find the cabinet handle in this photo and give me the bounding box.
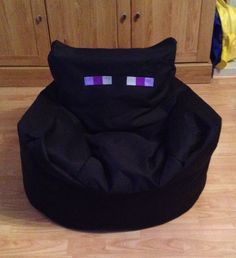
[120,13,127,22]
[134,12,141,21]
[35,15,42,25]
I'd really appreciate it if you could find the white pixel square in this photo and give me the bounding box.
[126,76,136,86]
[102,76,112,85]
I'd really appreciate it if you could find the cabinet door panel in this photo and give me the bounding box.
[131,0,215,62]
[46,0,118,48]
[117,0,131,48]
[0,0,50,66]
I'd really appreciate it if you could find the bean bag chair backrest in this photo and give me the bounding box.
[48,38,176,132]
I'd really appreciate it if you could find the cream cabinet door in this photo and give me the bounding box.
[131,0,215,62]
[46,0,121,48]
[0,0,50,66]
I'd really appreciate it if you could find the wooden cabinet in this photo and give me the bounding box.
[46,0,132,48]
[0,0,50,66]
[131,0,215,63]
[0,0,216,86]
[46,0,119,48]
[46,0,215,63]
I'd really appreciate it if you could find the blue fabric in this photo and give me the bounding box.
[211,10,223,67]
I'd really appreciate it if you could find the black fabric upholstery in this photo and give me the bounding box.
[18,38,221,231]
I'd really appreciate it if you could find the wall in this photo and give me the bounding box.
[229,0,236,6]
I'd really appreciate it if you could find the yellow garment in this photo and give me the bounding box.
[216,0,236,69]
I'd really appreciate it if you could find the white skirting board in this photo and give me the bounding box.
[213,61,236,78]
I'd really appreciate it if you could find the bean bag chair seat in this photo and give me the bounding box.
[18,38,221,231]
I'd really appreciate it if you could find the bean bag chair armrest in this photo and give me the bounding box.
[18,87,92,187]
[166,87,221,173]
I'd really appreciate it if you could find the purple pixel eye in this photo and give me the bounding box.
[126,76,155,87]
[84,76,112,86]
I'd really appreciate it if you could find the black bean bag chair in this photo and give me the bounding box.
[18,38,221,231]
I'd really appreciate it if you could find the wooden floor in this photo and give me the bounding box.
[0,78,236,257]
